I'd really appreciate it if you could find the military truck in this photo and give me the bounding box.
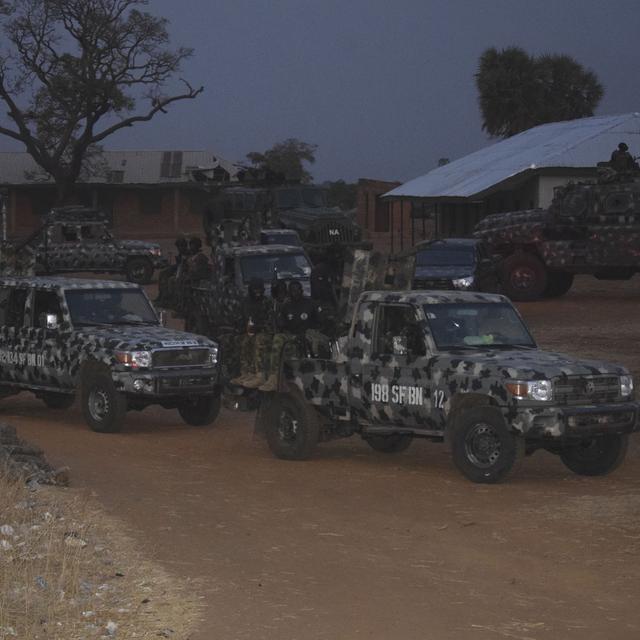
[0,276,221,433]
[22,206,166,284]
[474,172,640,301]
[186,244,312,335]
[257,290,637,483]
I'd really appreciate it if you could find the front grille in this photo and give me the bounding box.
[413,278,453,290]
[554,375,620,405]
[153,348,210,368]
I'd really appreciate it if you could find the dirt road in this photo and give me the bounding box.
[7,276,640,639]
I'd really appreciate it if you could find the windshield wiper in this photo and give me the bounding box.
[484,343,535,350]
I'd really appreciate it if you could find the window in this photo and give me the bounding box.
[374,197,390,232]
[374,305,426,356]
[32,290,62,328]
[0,287,27,329]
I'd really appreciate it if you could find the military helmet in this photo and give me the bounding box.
[619,142,629,151]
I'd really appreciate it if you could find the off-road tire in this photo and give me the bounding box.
[452,406,523,483]
[42,392,75,410]
[560,434,628,476]
[262,393,320,460]
[544,271,574,298]
[178,393,221,427]
[502,253,548,301]
[125,257,153,284]
[365,434,412,453]
[81,369,126,433]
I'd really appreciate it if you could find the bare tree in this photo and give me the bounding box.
[0,0,203,202]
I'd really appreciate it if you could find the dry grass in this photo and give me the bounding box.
[0,473,203,639]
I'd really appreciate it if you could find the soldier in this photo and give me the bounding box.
[155,236,188,307]
[259,280,316,392]
[310,262,339,338]
[230,278,274,388]
[610,142,639,172]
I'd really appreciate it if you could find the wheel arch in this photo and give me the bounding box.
[444,393,501,448]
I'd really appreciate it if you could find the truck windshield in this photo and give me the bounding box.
[240,253,311,283]
[65,289,158,326]
[416,246,476,266]
[425,302,535,350]
[276,188,328,209]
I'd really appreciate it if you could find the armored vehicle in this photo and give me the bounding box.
[0,277,221,433]
[257,290,637,483]
[26,206,166,284]
[474,173,640,300]
[412,238,500,292]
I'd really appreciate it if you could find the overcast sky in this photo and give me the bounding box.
[7,0,640,184]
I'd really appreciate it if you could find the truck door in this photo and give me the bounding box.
[79,223,119,270]
[350,302,434,428]
[27,289,73,389]
[0,285,29,385]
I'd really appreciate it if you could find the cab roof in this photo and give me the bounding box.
[225,244,306,256]
[0,276,140,290]
[359,290,507,305]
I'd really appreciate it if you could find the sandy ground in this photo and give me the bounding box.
[4,275,640,640]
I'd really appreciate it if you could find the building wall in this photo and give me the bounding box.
[3,184,206,241]
[357,179,434,254]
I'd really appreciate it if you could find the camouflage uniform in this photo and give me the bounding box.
[260,281,316,391]
[155,237,188,308]
[231,279,274,387]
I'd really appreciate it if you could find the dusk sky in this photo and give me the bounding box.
[6,0,640,184]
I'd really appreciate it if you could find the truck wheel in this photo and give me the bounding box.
[81,370,126,433]
[263,393,319,460]
[126,257,153,284]
[178,393,221,427]
[366,434,412,453]
[544,271,574,298]
[502,253,548,301]
[42,392,75,410]
[560,434,628,476]
[452,407,522,483]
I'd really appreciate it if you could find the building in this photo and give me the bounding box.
[356,178,435,253]
[370,113,640,250]
[0,149,237,239]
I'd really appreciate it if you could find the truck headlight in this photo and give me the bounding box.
[116,350,152,369]
[620,375,633,397]
[452,276,474,290]
[209,346,218,365]
[506,380,553,402]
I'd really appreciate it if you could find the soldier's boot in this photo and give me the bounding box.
[242,373,265,389]
[258,374,278,392]
[230,371,252,385]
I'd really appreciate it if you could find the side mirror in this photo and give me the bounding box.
[45,313,59,330]
[158,310,167,326]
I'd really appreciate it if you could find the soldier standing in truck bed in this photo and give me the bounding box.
[231,278,274,388]
[260,280,316,392]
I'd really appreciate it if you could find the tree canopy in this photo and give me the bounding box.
[476,47,604,138]
[0,0,202,202]
[246,138,317,184]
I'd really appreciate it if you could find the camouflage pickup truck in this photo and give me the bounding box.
[259,290,638,483]
[29,206,167,284]
[0,277,220,433]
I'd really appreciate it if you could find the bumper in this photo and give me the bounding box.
[113,366,219,397]
[511,402,640,439]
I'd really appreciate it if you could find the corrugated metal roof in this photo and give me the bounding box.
[0,149,238,185]
[384,113,640,199]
